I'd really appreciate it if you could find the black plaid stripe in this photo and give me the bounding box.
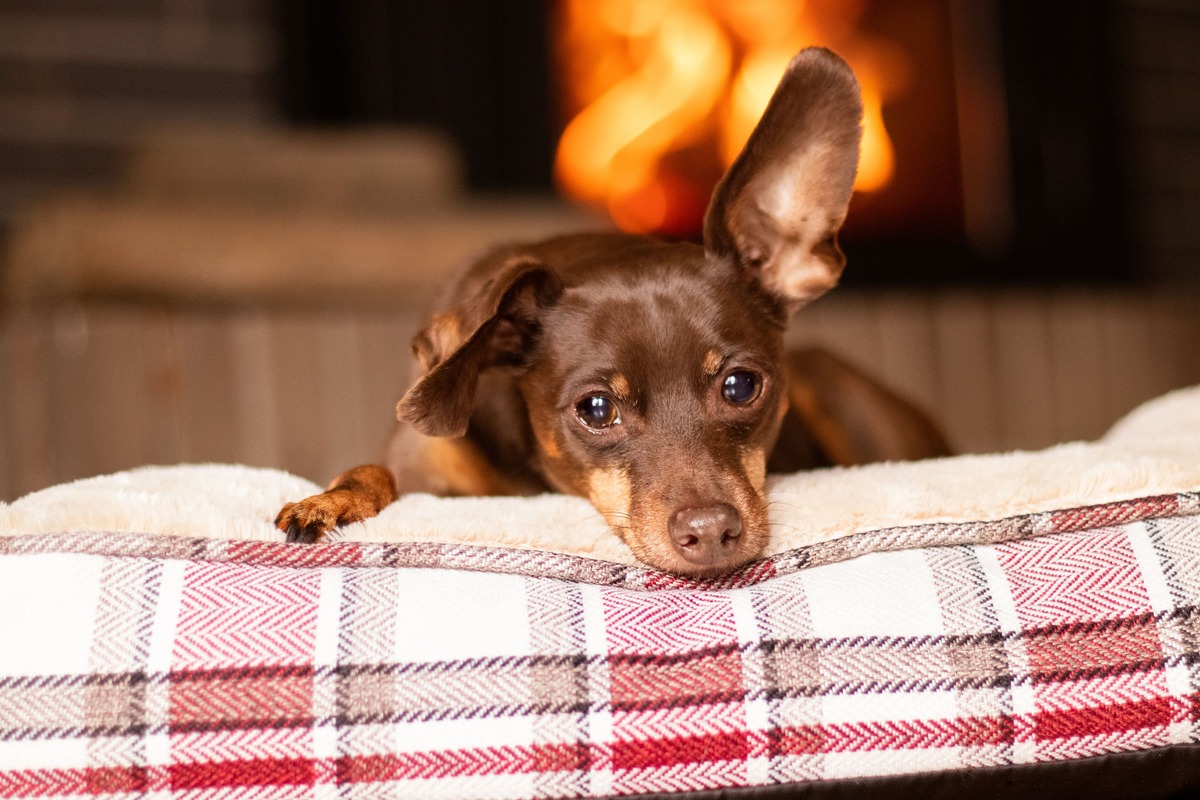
[337,567,399,665]
[1150,517,1200,610]
[84,557,159,774]
[89,558,159,673]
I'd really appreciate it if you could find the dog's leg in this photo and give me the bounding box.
[771,348,951,470]
[275,464,397,543]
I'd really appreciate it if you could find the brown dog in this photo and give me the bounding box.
[276,48,948,577]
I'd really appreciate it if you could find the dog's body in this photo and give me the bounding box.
[276,48,949,576]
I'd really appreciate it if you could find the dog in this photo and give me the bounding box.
[275,47,949,577]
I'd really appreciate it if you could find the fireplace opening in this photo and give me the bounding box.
[552,0,955,243]
[281,1,1131,286]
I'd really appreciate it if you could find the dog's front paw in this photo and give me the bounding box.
[275,493,372,543]
[275,498,334,543]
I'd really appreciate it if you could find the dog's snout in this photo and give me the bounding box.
[669,504,743,565]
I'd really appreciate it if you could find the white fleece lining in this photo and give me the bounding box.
[3,386,1199,567]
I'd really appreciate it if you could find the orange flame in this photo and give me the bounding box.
[554,0,906,234]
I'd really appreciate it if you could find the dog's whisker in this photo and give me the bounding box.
[568,508,634,550]
[571,506,630,524]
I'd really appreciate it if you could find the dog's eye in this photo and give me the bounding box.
[722,371,761,405]
[575,394,620,429]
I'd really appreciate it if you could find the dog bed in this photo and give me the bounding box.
[2,387,1200,798]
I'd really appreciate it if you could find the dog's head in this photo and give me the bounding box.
[399,48,863,576]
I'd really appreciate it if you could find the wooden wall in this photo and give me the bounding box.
[3,290,1197,502]
[0,0,278,234]
[1115,0,1200,283]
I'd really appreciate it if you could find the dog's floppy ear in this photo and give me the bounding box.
[397,253,562,437]
[704,47,863,313]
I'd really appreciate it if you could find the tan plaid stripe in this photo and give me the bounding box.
[332,657,590,724]
[0,674,146,739]
[526,579,590,799]
[0,678,87,737]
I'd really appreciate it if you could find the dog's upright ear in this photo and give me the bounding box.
[397,251,562,438]
[704,47,863,313]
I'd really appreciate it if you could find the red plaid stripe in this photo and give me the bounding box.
[173,562,322,668]
[1049,496,1181,532]
[997,529,1154,626]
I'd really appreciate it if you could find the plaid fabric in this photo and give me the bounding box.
[1,492,1199,798]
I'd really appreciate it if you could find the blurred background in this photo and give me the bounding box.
[1,0,1198,500]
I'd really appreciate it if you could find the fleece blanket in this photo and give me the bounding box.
[1,387,1199,798]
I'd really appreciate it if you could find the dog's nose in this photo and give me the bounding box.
[669,504,743,565]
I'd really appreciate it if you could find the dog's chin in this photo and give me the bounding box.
[661,553,762,580]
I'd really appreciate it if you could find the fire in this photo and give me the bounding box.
[554,0,906,235]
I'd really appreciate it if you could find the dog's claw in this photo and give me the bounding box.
[275,496,353,544]
[284,523,321,544]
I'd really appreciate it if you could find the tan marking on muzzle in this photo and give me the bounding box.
[535,425,562,460]
[587,467,632,532]
[740,448,768,494]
